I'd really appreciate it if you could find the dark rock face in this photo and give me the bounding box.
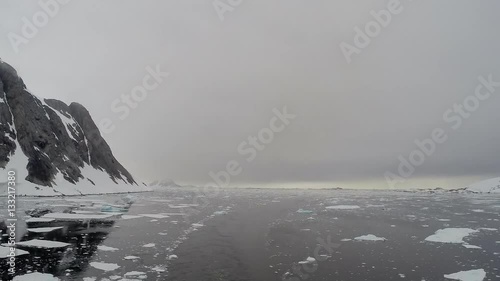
[68,102,136,185]
[0,59,137,187]
[0,87,16,169]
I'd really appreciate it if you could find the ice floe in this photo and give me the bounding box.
[444,269,486,281]
[89,262,120,271]
[0,246,29,258]
[14,239,70,248]
[27,227,63,233]
[97,245,119,252]
[142,243,156,248]
[354,234,386,241]
[124,271,147,278]
[151,265,167,272]
[25,217,55,223]
[298,257,316,265]
[121,215,143,220]
[139,214,170,219]
[124,255,140,260]
[424,228,478,244]
[13,272,60,281]
[325,205,360,210]
[42,213,115,220]
[478,228,496,231]
[462,244,482,249]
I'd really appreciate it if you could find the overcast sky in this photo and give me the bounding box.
[1,0,500,189]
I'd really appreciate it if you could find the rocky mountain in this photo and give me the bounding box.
[150,178,181,188]
[0,59,148,196]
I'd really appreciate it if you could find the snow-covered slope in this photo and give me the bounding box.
[0,59,150,196]
[466,177,500,194]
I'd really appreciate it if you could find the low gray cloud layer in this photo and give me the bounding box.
[1,0,500,189]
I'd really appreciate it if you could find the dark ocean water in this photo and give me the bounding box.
[1,188,499,280]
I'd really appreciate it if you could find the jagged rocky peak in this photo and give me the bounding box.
[0,59,139,195]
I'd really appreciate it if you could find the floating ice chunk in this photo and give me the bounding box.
[463,244,482,249]
[13,272,60,281]
[121,215,143,220]
[296,209,314,214]
[97,245,119,252]
[444,269,486,281]
[101,205,127,213]
[124,256,140,260]
[192,223,204,228]
[424,228,478,244]
[298,257,316,264]
[152,266,167,272]
[83,278,96,281]
[43,213,115,220]
[25,217,55,223]
[479,228,497,231]
[89,262,120,271]
[124,271,147,277]
[354,234,386,241]
[169,204,198,209]
[0,246,29,258]
[142,243,156,248]
[168,254,178,260]
[340,239,352,242]
[27,227,63,233]
[139,214,170,219]
[158,232,168,236]
[325,205,360,210]
[213,211,228,215]
[14,239,70,248]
